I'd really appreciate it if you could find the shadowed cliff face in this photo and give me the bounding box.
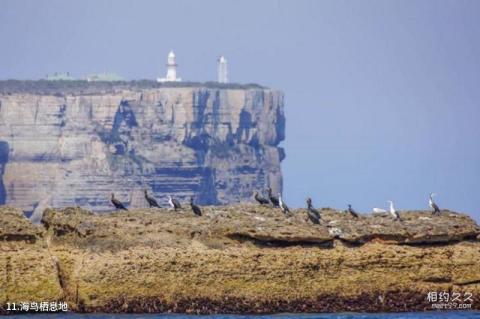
[0,85,285,211]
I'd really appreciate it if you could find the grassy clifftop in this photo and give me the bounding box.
[1,205,480,314]
[0,80,267,95]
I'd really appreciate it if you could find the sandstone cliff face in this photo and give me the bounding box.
[0,206,479,314]
[0,82,285,211]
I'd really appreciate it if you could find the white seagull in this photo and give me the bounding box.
[372,207,387,213]
[387,200,401,220]
[429,193,441,215]
[278,193,290,214]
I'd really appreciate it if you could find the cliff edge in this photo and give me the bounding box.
[1,205,479,314]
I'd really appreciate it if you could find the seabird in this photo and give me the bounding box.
[429,193,441,215]
[278,193,290,214]
[387,200,401,221]
[267,187,280,207]
[189,196,202,217]
[306,198,321,224]
[168,195,182,211]
[144,189,160,208]
[347,204,359,218]
[372,207,387,213]
[111,193,128,211]
[254,191,270,205]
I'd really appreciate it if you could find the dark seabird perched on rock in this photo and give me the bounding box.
[429,193,441,215]
[347,204,359,218]
[168,195,182,211]
[267,187,280,207]
[306,198,321,224]
[144,189,160,208]
[254,192,269,205]
[189,196,202,217]
[278,193,290,214]
[111,193,128,211]
[387,200,401,221]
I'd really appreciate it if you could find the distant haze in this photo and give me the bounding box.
[1,0,479,221]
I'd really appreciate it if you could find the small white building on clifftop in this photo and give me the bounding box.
[157,50,182,82]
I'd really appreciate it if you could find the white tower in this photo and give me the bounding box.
[218,55,228,83]
[157,50,182,82]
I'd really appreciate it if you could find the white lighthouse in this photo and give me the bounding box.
[217,55,228,83]
[157,50,182,82]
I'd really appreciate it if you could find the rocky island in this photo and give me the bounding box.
[1,205,479,314]
[0,80,285,212]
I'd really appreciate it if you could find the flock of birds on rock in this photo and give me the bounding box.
[110,188,443,225]
[254,189,443,224]
[254,187,321,224]
[110,190,202,216]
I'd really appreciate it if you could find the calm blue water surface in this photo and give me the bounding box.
[6,312,480,319]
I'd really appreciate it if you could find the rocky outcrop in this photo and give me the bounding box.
[1,205,479,314]
[0,81,285,212]
[0,207,43,241]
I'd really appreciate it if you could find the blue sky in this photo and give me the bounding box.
[1,0,479,220]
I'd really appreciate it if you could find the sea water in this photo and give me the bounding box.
[6,312,480,319]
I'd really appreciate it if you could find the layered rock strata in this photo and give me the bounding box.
[0,81,285,211]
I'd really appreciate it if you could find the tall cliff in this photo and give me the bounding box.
[0,81,285,211]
